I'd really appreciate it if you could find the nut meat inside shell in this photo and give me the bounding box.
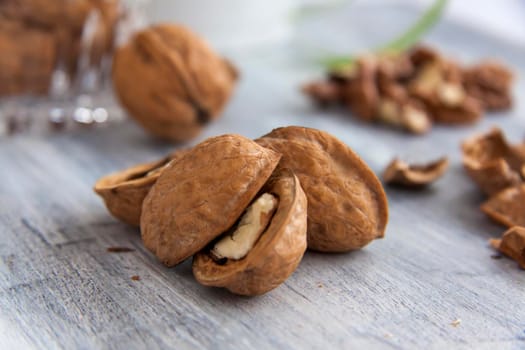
[141,134,281,267]
[193,169,308,296]
[112,24,238,142]
[256,126,388,252]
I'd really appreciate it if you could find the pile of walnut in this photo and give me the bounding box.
[95,126,389,296]
[303,46,514,134]
[112,24,239,142]
[0,0,120,95]
[462,127,525,269]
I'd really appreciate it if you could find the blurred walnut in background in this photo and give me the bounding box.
[0,0,120,96]
[112,24,239,142]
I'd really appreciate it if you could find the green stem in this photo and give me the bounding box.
[323,0,448,71]
[379,0,447,54]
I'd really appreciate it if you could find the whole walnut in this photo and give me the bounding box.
[257,126,388,252]
[112,24,239,142]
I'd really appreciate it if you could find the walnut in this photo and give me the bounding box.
[93,127,392,296]
[0,0,120,92]
[0,19,56,95]
[462,128,525,196]
[343,57,379,121]
[490,226,525,269]
[141,134,280,267]
[193,169,307,296]
[377,98,432,134]
[302,81,342,106]
[463,61,514,110]
[94,150,187,226]
[481,185,525,228]
[409,60,482,125]
[409,46,441,67]
[383,157,449,187]
[112,24,239,142]
[256,126,388,252]
[303,45,513,134]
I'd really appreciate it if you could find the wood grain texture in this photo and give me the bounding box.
[1,3,525,349]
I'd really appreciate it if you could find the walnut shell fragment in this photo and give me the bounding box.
[462,128,525,195]
[193,169,308,296]
[490,226,525,269]
[112,24,238,142]
[481,185,525,228]
[257,126,388,252]
[141,134,281,267]
[383,157,449,188]
[94,150,186,226]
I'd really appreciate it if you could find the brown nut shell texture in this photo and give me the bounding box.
[193,169,308,296]
[141,134,281,267]
[256,126,388,252]
[462,127,525,196]
[383,157,449,188]
[481,185,525,228]
[94,150,186,226]
[112,24,238,142]
[490,226,525,269]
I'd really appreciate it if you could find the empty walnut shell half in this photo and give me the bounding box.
[257,126,388,252]
[141,134,281,267]
[193,169,308,296]
[94,150,186,226]
[383,157,449,188]
[462,128,525,196]
[112,24,238,142]
[481,185,525,228]
[490,226,525,269]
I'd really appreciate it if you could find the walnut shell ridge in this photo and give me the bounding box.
[257,126,388,252]
[141,134,281,267]
[112,24,238,142]
[193,168,308,296]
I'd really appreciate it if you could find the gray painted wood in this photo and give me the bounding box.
[1,3,525,349]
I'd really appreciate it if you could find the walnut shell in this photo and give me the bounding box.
[343,57,379,121]
[462,128,525,196]
[0,19,56,95]
[0,0,120,84]
[193,169,308,296]
[383,157,449,188]
[94,150,186,226]
[256,126,388,252]
[0,0,92,29]
[141,134,281,266]
[112,24,238,142]
[481,185,525,228]
[490,226,525,269]
[463,61,514,111]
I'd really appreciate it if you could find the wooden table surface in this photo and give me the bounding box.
[1,3,525,349]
